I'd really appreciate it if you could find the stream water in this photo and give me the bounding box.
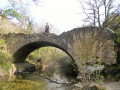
[0,74,71,90]
[0,73,120,90]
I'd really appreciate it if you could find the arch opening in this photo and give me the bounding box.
[26,46,78,79]
[13,41,79,79]
[13,41,75,64]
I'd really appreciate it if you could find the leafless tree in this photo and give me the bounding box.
[8,0,41,6]
[79,0,120,28]
[6,0,36,33]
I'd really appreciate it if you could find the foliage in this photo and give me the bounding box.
[0,0,35,34]
[0,50,12,71]
[26,46,77,78]
[90,85,106,90]
[0,38,13,72]
[73,31,106,89]
[0,39,6,47]
[27,47,59,61]
[1,9,23,20]
[102,65,120,81]
[110,13,120,29]
[108,13,120,33]
[115,32,120,43]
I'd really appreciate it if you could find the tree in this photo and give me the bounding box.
[108,12,120,32]
[0,9,22,20]
[0,0,43,33]
[1,0,39,33]
[79,0,120,28]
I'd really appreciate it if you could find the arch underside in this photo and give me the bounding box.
[13,41,75,63]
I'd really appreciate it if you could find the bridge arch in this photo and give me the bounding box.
[13,40,77,64]
[0,27,117,77]
[13,39,80,72]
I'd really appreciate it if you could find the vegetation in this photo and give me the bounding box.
[1,76,46,90]
[77,0,120,89]
[80,0,120,28]
[4,79,40,90]
[0,0,36,34]
[108,13,120,33]
[73,31,106,89]
[26,47,77,76]
[0,0,119,90]
[0,50,12,71]
[0,38,15,76]
[1,9,22,20]
[27,47,58,61]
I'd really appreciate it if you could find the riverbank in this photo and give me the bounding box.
[71,80,120,90]
[0,74,120,90]
[0,74,71,90]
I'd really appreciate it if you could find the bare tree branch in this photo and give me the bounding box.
[79,0,119,29]
[79,0,94,22]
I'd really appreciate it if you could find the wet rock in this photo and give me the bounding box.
[14,61,35,74]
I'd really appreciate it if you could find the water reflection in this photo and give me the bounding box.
[0,74,71,90]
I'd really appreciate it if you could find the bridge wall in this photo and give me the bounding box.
[0,27,117,69]
[59,27,116,65]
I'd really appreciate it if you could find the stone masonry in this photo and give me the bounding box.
[0,27,117,71]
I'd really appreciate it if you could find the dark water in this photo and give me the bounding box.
[0,74,71,90]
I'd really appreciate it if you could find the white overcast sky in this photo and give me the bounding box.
[0,0,119,34]
[29,0,85,34]
[0,0,85,34]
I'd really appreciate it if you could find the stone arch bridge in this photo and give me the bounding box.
[0,27,117,71]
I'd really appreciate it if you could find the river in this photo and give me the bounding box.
[0,74,71,90]
[0,74,120,90]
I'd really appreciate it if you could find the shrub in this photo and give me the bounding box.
[0,38,13,76]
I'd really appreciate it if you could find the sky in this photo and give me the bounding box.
[0,0,119,34]
[29,0,85,34]
[28,0,119,34]
[0,0,85,34]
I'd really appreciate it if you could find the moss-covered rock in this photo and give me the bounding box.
[3,79,40,90]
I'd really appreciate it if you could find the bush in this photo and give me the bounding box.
[0,50,12,71]
[0,38,14,76]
